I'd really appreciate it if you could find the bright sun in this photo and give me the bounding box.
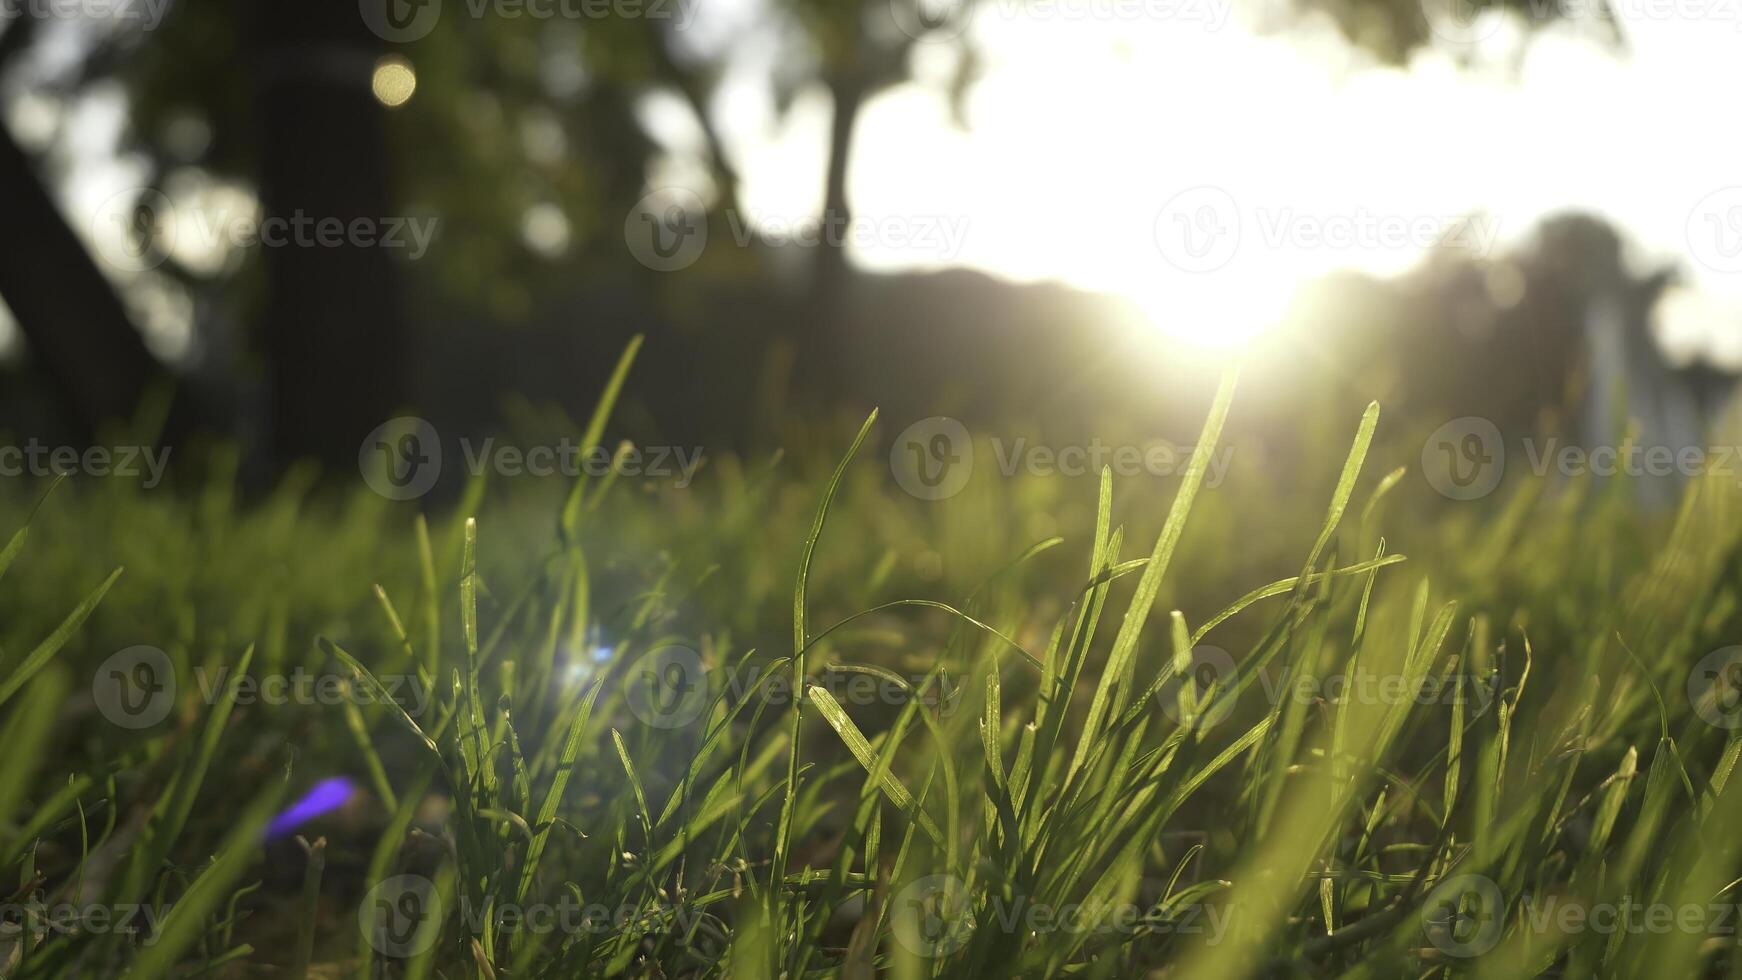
[1123,277,1293,351]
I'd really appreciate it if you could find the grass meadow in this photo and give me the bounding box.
[3,340,1741,978]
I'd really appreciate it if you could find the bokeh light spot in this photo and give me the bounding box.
[371,57,417,108]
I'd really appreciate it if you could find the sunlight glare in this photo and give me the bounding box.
[721,11,1742,361]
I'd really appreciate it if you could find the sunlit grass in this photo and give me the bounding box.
[1,340,1740,977]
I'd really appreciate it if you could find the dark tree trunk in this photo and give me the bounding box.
[248,4,408,468]
[792,77,868,398]
[0,119,165,437]
[813,78,864,307]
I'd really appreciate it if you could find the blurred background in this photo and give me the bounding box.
[0,0,1739,493]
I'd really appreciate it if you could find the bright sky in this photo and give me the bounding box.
[6,7,1741,368]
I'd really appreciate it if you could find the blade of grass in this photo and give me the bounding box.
[0,566,123,708]
[772,411,877,908]
[1066,368,1238,787]
[809,684,943,847]
[125,781,284,980]
[560,334,644,539]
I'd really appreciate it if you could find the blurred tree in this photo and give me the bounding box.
[1271,0,1623,64]
[0,12,167,440]
[244,4,407,464]
[768,0,972,303]
[0,0,1613,462]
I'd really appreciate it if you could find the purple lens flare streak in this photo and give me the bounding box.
[267,776,358,839]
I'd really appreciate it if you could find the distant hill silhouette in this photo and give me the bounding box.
[407,212,1736,491]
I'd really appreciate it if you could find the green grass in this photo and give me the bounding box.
[2,344,1741,977]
